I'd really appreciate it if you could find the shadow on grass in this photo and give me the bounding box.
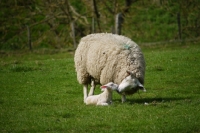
[113,97,191,105]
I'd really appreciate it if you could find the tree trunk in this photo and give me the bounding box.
[26,25,32,50]
[177,12,182,40]
[70,22,76,49]
[92,0,101,32]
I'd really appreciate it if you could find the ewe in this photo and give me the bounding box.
[117,70,146,102]
[85,82,118,106]
[74,33,145,103]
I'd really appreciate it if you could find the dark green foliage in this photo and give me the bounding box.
[0,1,199,50]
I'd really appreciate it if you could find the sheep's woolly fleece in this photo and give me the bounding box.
[74,33,145,94]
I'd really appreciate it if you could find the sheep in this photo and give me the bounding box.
[74,33,145,103]
[85,82,118,106]
[117,70,146,102]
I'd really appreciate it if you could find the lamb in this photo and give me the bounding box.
[74,33,146,103]
[85,82,118,106]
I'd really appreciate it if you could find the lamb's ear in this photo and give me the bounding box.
[100,85,107,89]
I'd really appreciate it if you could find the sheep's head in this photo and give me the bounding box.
[117,70,146,94]
[100,82,118,91]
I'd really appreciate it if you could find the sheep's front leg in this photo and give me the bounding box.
[88,79,96,96]
[83,84,88,103]
[121,95,126,103]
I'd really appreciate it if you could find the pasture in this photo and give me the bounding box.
[0,43,200,133]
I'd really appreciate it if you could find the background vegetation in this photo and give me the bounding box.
[0,0,200,50]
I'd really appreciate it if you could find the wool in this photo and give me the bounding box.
[74,33,145,102]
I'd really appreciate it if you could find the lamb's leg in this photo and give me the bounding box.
[97,103,109,106]
[121,95,126,103]
[88,79,96,96]
[83,84,88,103]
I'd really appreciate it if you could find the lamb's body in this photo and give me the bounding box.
[85,89,113,106]
[74,33,145,102]
[85,82,118,106]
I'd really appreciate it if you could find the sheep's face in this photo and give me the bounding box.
[101,82,118,91]
[117,70,146,93]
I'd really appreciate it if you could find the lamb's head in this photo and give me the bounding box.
[117,70,146,94]
[100,82,118,91]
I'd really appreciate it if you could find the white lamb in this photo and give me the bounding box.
[85,82,118,106]
[74,33,146,103]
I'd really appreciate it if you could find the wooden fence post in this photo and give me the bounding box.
[92,17,95,33]
[115,13,124,35]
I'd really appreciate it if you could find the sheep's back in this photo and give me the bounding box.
[75,33,145,85]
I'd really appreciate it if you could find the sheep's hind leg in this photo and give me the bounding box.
[83,84,88,103]
[122,95,126,103]
[88,79,96,96]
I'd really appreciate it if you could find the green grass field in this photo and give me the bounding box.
[0,43,200,133]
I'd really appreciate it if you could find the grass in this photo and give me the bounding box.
[0,44,200,133]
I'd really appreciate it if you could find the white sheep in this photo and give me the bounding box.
[117,70,146,102]
[85,82,118,106]
[74,33,146,103]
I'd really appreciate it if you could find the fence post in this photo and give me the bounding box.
[177,12,182,40]
[92,17,95,33]
[115,13,124,35]
[26,25,32,51]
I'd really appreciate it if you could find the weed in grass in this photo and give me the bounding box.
[10,65,38,72]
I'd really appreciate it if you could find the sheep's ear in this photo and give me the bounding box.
[138,83,144,88]
[126,70,132,76]
[137,81,146,92]
[126,70,136,77]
